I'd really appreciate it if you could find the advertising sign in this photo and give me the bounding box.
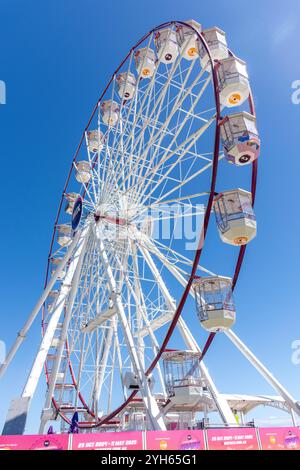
[146,430,205,450]
[0,434,69,450]
[71,431,143,450]
[259,427,300,450]
[206,427,259,450]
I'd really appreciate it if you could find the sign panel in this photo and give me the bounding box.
[259,427,300,450]
[71,431,143,450]
[146,430,205,450]
[206,427,259,450]
[0,434,69,450]
[71,196,83,231]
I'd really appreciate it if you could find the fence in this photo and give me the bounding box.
[0,426,299,450]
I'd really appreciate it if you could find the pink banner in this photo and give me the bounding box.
[0,434,69,450]
[207,427,259,450]
[71,431,143,450]
[146,430,205,450]
[259,427,300,450]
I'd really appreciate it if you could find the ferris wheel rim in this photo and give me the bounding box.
[41,20,258,429]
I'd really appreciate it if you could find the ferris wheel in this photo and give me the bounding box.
[1,20,300,435]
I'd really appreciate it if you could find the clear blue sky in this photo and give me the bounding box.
[0,0,300,433]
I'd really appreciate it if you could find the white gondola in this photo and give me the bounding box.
[214,189,257,245]
[56,372,65,381]
[163,351,203,405]
[123,371,139,390]
[50,257,66,280]
[199,26,228,68]
[87,129,104,153]
[65,192,80,215]
[75,161,92,184]
[134,47,156,78]
[116,72,137,100]
[48,290,59,299]
[154,28,179,64]
[220,112,260,165]
[47,290,59,312]
[100,100,120,126]
[123,371,154,390]
[193,276,236,332]
[57,224,72,247]
[54,384,74,408]
[46,354,68,384]
[176,19,201,61]
[217,57,250,107]
[51,337,60,348]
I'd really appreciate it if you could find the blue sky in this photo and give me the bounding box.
[0,0,300,433]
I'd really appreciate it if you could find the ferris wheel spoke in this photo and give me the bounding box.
[88,327,103,415]
[104,35,164,191]
[105,54,136,160]
[134,243,180,338]
[129,192,209,215]
[143,152,223,210]
[132,95,212,198]
[144,237,215,277]
[131,236,215,338]
[134,117,216,207]
[93,319,114,413]
[111,65,210,196]
[41,226,93,416]
[106,337,117,414]
[97,236,166,429]
[68,248,101,335]
[108,48,195,180]
[73,332,88,410]
[131,242,167,398]
[124,70,202,193]
[118,115,215,212]
[127,59,205,173]
[64,244,111,402]
[110,239,167,397]
[112,317,128,401]
[149,205,205,223]
[129,73,212,194]
[106,56,201,194]
[23,224,92,406]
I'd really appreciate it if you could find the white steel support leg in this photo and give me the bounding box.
[0,229,82,379]
[225,329,300,417]
[95,321,114,405]
[107,338,116,414]
[291,409,297,426]
[115,243,167,397]
[98,238,166,430]
[139,246,176,312]
[22,225,90,400]
[39,228,91,433]
[131,243,146,371]
[139,242,237,424]
[112,317,127,401]
[74,333,87,410]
